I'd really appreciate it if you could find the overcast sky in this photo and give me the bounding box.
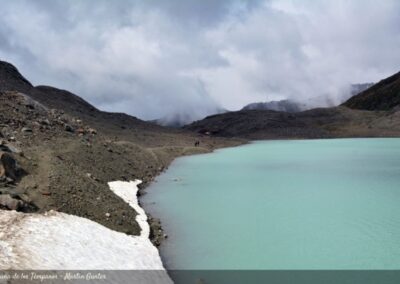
[0,0,399,121]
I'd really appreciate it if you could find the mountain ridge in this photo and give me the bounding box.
[0,60,33,92]
[241,100,302,113]
[186,71,400,139]
[343,71,400,110]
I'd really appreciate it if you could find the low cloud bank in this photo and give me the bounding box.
[0,0,399,122]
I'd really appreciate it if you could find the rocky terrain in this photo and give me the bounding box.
[0,60,242,245]
[343,71,400,110]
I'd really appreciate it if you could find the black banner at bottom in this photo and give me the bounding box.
[1,270,400,284]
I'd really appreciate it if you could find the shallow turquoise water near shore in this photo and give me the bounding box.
[142,139,400,270]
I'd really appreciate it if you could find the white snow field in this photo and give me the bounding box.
[0,180,173,284]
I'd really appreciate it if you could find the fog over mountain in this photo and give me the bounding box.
[241,83,374,113]
[0,0,399,122]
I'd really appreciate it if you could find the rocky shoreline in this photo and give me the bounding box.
[142,141,251,247]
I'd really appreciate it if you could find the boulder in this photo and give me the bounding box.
[64,124,74,132]
[0,194,23,211]
[0,152,19,180]
[0,141,22,154]
[21,127,32,133]
[39,119,50,126]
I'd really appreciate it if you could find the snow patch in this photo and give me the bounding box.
[0,181,172,283]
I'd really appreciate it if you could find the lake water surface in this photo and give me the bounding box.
[142,139,400,271]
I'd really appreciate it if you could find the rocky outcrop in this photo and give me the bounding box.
[343,71,400,110]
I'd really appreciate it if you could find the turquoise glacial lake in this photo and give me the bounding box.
[142,139,400,271]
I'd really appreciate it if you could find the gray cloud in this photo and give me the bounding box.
[0,0,399,121]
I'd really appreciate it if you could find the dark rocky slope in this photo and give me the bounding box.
[242,100,302,113]
[0,60,32,92]
[185,107,400,139]
[343,71,400,110]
